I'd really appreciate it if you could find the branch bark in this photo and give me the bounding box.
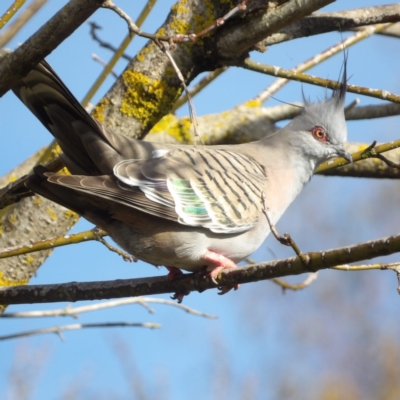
[1,232,400,305]
[261,5,400,46]
[97,0,333,138]
[0,0,105,96]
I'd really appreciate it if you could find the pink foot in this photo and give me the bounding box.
[203,251,240,295]
[165,266,188,303]
[166,266,183,281]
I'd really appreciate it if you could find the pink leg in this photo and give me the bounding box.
[203,251,240,294]
[166,266,183,281]
[165,266,187,303]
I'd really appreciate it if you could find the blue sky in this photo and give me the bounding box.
[1,1,400,399]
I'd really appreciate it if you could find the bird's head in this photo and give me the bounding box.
[285,60,352,168]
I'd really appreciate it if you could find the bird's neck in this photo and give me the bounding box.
[258,135,316,224]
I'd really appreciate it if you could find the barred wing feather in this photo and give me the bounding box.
[114,147,266,234]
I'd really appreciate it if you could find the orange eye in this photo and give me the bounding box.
[311,126,327,142]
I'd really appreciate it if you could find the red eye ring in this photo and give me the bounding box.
[311,126,327,142]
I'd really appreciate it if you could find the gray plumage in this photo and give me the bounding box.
[3,50,351,291]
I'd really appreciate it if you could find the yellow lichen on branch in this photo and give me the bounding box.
[121,70,181,128]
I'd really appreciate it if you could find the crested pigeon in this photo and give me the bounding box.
[2,51,352,300]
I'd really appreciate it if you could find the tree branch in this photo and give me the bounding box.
[243,59,400,104]
[0,0,47,48]
[1,232,400,305]
[0,0,26,29]
[0,0,105,97]
[215,0,334,62]
[0,321,161,341]
[261,5,400,46]
[1,297,217,319]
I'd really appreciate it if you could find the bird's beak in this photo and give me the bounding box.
[335,145,353,163]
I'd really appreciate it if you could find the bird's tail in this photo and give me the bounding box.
[1,49,123,175]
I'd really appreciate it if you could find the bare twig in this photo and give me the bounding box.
[156,41,199,141]
[92,227,137,262]
[346,102,400,120]
[261,5,400,47]
[317,138,400,173]
[272,273,318,291]
[0,321,161,341]
[172,67,228,112]
[101,0,247,44]
[261,192,310,266]
[243,59,400,104]
[0,0,47,48]
[0,0,26,29]
[255,24,391,103]
[1,297,217,319]
[91,53,118,78]
[0,0,106,97]
[359,141,400,170]
[344,98,359,112]
[0,229,101,259]
[88,21,132,61]
[332,262,400,272]
[81,0,157,107]
[245,102,400,124]
[333,262,400,295]
[246,257,318,291]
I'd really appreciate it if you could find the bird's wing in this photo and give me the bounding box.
[48,146,266,234]
[115,146,266,233]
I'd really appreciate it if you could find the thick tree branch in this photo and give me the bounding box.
[1,232,400,305]
[261,5,400,46]
[0,0,105,97]
[215,0,334,62]
[98,0,333,138]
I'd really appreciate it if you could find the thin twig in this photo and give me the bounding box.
[344,98,360,112]
[359,140,400,170]
[92,227,137,262]
[156,41,199,142]
[0,0,47,48]
[82,0,157,107]
[261,192,310,266]
[101,0,247,44]
[91,53,118,78]
[317,138,400,173]
[246,257,318,291]
[0,0,106,97]
[172,67,228,112]
[88,21,132,61]
[244,59,400,104]
[333,262,400,295]
[332,262,400,272]
[0,229,102,259]
[272,272,318,291]
[255,24,392,103]
[0,0,26,29]
[1,297,217,319]
[100,0,211,142]
[0,322,161,341]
